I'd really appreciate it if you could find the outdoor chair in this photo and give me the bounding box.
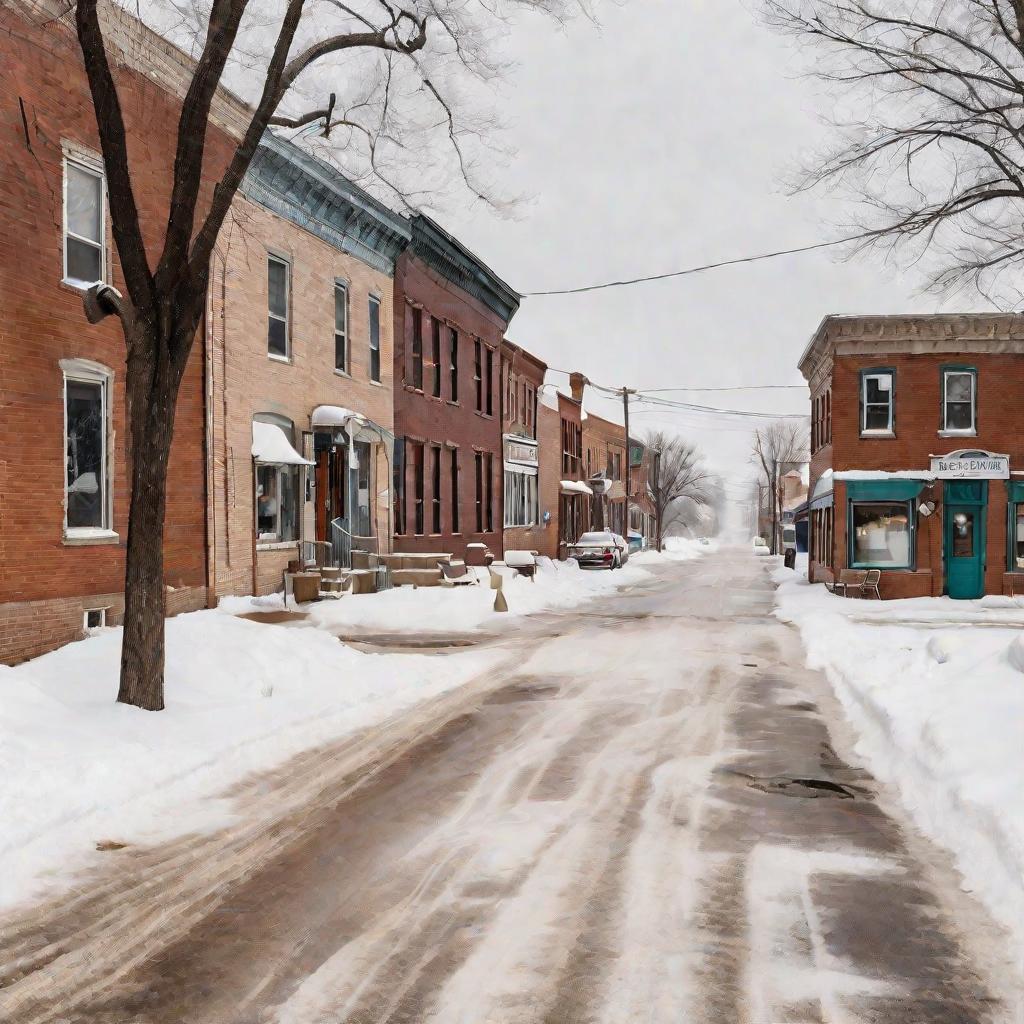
[860,569,882,599]
[439,561,477,587]
[825,569,868,598]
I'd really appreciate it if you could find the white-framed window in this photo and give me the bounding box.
[253,414,300,542]
[369,295,382,383]
[62,359,112,537]
[942,368,976,433]
[63,156,106,288]
[861,370,894,434]
[504,467,538,528]
[84,607,108,632]
[334,280,348,373]
[267,254,290,359]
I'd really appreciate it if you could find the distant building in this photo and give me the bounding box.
[556,379,591,554]
[801,314,1024,598]
[582,412,628,536]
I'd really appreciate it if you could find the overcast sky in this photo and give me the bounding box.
[427,0,969,512]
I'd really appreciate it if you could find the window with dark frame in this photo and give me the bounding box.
[474,340,483,412]
[451,448,460,533]
[394,439,406,535]
[485,452,494,532]
[334,281,348,373]
[942,369,976,433]
[65,375,108,531]
[369,295,382,383]
[475,451,484,532]
[431,445,442,533]
[413,442,425,535]
[861,370,893,433]
[449,327,459,401]
[411,308,424,390]
[850,501,913,569]
[267,255,289,358]
[485,348,494,416]
[431,317,442,397]
[64,158,105,287]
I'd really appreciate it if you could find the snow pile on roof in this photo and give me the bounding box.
[773,567,1024,966]
[252,421,312,465]
[833,470,936,481]
[311,405,364,428]
[539,388,561,412]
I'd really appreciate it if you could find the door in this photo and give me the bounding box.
[945,506,984,599]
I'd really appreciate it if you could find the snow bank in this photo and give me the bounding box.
[774,570,1024,970]
[0,612,499,911]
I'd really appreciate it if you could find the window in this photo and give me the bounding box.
[561,418,582,475]
[84,608,107,632]
[942,368,976,433]
[485,452,494,531]
[64,364,110,534]
[431,317,442,397]
[474,340,483,411]
[431,445,442,533]
[505,469,538,527]
[412,442,425,535]
[64,158,105,287]
[475,451,484,532]
[334,281,348,373]
[451,448,460,533]
[253,415,300,542]
[411,309,423,389]
[449,328,459,402]
[861,370,894,434]
[394,439,406,535]
[485,348,494,416]
[369,296,382,383]
[850,501,912,569]
[1012,504,1024,570]
[267,255,289,359]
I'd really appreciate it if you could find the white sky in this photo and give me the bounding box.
[427,0,969,503]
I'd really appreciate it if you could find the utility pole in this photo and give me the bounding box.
[622,386,635,512]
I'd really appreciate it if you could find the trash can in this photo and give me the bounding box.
[784,548,797,570]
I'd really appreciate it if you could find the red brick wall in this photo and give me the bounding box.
[392,251,505,559]
[823,351,1024,597]
[0,6,234,661]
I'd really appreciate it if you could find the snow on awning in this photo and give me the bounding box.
[834,470,936,482]
[251,421,313,466]
[560,480,593,496]
[311,405,365,429]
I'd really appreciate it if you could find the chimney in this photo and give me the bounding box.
[569,372,588,403]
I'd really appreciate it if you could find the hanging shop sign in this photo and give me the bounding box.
[504,435,538,468]
[930,450,1009,480]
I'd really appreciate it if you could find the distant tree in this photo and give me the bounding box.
[750,420,809,554]
[68,0,588,710]
[644,431,711,551]
[763,0,1024,302]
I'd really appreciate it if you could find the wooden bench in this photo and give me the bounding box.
[504,549,538,582]
[826,569,881,599]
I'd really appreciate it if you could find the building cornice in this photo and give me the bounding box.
[241,135,411,274]
[798,313,1024,381]
[409,215,521,326]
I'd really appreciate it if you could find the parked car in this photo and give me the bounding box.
[570,531,628,569]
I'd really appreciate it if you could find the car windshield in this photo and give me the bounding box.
[578,532,614,544]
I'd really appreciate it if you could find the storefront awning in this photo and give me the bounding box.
[561,480,593,496]
[842,478,929,501]
[252,421,313,465]
[311,404,364,429]
[311,405,393,450]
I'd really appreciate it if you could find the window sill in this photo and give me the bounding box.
[268,353,292,365]
[63,529,120,547]
[333,368,352,380]
[369,379,384,387]
[61,277,102,294]
[404,385,425,395]
[447,400,460,408]
[859,430,895,439]
[938,430,977,439]
[256,540,299,551]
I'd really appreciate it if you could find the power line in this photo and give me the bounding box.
[521,232,871,296]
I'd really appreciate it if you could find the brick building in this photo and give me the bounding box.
[501,340,556,557]
[801,314,1024,599]
[551,383,591,555]
[207,134,409,598]
[0,0,240,663]
[582,412,628,536]
[392,216,520,560]
[628,439,659,549]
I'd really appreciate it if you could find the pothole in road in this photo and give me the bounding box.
[715,767,866,801]
[336,633,490,653]
[484,679,562,704]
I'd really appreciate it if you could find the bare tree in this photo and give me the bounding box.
[763,0,1024,301]
[750,420,809,554]
[644,430,711,551]
[69,0,586,710]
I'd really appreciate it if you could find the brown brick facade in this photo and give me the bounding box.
[0,2,236,662]
[800,315,1024,599]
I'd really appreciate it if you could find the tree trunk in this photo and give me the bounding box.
[116,333,184,711]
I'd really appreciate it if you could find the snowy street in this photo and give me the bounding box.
[3,548,1020,1023]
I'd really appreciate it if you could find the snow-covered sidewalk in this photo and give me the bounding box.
[774,563,1024,971]
[0,539,710,914]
